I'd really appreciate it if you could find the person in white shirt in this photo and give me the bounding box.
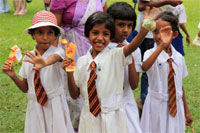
[136,0,183,108]
[2,11,74,133]
[141,11,192,133]
[107,2,142,133]
[62,10,153,132]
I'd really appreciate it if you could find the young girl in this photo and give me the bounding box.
[62,8,157,132]
[50,0,107,131]
[107,2,141,133]
[2,11,74,133]
[141,11,192,133]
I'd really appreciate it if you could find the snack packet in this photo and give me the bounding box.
[142,17,156,31]
[60,39,77,72]
[8,45,22,64]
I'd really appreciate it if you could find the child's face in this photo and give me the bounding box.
[89,24,111,56]
[33,26,56,50]
[153,19,172,46]
[114,19,133,43]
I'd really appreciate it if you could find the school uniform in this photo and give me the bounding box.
[74,47,132,133]
[19,45,74,133]
[108,40,142,133]
[166,4,187,56]
[141,45,188,133]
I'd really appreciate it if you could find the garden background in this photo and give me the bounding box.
[0,0,199,132]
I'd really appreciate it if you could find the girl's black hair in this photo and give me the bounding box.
[155,11,179,32]
[85,11,115,39]
[28,26,60,37]
[107,2,137,29]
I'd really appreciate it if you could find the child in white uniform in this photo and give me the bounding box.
[2,11,74,133]
[141,11,193,133]
[62,8,160,132]
[107,2,141,133]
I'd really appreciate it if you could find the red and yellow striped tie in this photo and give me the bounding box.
[168,58,177,117]
[87,61,101,117]
[34,70,48,106]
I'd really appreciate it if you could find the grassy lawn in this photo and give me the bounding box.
[0,0,199,132]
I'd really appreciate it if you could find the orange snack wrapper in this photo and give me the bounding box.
[60,39,77,72]
[8,45,22,64]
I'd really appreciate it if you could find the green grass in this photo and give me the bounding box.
[0,0,200,132]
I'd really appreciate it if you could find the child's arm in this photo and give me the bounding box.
[182,87,193,126]
[2,61,28,93]
[138,0,182,11]
[179,23,190,45]
[142,26,173,71]
[118,43,139,90]
[24,49,62,71]
[62,58,80,99]
[123,7,154,57]
[129,57,139,90]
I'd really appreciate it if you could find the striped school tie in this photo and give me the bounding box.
[34,70,48,106]
[87,61,101,117]
[168,58,177,117]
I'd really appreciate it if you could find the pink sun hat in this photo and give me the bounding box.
[24,11,64,35]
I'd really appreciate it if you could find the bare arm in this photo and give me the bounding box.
[179,23,190,45]
[141,45,163,71]
[67,72,80,99]
[124,7,156,57]
[123,27,148,57]
[24,49,62,71]
[2,61,28,93]
[62,58,80,99]
[129,57,139,90]
[138,0,182,11]
[50,11,62,26]
[182,87,193,126]
[142,26,173,71]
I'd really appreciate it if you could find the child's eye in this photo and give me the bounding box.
[153,29,159,34]
[92,31,99,35]
[118,23,125,28]
[48,31,54,35]
[37,30,43,35]
[103,32,110,37]
[128,24,133,28]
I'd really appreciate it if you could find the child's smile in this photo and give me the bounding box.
[89,24,111,58]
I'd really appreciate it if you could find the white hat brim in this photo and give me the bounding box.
[24,22,64,35]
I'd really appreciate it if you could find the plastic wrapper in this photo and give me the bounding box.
[142,18,156,31]
[60,39,77,72]
[8,45,22,64]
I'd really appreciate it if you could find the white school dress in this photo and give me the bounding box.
[19,45,74,133]
[141,45,188,133]
[108,40,142,133]
[74,47,132,133]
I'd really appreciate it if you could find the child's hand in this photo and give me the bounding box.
[185,112,193,126]
[142,7,160,31]
[23,49,47,71]
[2,60,15,77]
[159,26,173,49]
[62,57,73,70]
[186,35,190,46]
